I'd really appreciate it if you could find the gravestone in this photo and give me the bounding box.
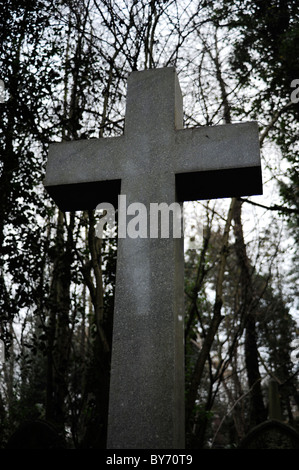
[239,379,299,449]
[239,420,299,449]
[268,379,283,421]
[44,67,262,448]
[6,420,65,449]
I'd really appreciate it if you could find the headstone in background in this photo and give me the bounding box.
[239,380,299,449]
[239,419,299,449]
[268,379,283,421]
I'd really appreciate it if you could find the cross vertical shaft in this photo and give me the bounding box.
[106,69,185,449]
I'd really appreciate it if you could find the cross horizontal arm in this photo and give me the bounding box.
[44,136,124,211]
[174,121,262,201]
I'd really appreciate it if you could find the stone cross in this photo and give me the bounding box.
[44,67,262,449]
[268,379,283,421]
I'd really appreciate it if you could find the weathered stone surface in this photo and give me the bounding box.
[268,379,283,421]
[44,67,262,449]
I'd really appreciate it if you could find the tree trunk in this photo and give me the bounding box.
[46,210,73,431]
[233,199,267,427]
